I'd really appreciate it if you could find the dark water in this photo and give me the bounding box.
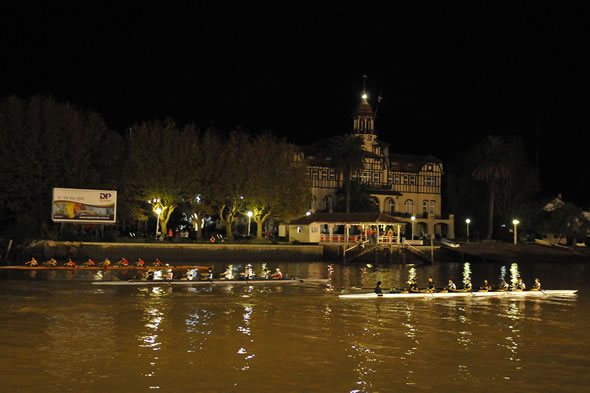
[1,261,590,392]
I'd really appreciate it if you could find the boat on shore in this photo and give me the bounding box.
[91,278,330,286]
[339,289,578,299]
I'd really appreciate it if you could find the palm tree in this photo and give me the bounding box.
[470,136,511,240]
[329,134,367,213]
[335,179,379,212]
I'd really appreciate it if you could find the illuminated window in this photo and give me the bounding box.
[425,176,435,186]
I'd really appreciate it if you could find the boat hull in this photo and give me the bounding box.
[92,278,329,286]
[339,290,578,299]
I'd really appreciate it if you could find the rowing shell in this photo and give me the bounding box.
[91,278,330,286]
[0,265,211,270]
[339,290,578,299]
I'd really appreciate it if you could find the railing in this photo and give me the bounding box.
[320,234,401,244]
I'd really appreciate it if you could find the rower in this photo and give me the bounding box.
[116,257,129,267]
[100,258,111,267]
[25,257,38,267]
[165,265,173,280]
[220,266,234,280]
[83,258,96,267]
[426,276,436,293]
[241,264,253,280]
[498,280,510,291]
[479,279,492,291]
[408,278,419,293]
[186,269,196,280]
[271,268,283,280]
[200,267,214,280]
[531,278,542,291]
[514,277,526,291]
[135,258,145,267]
[43,258,58,267]
[152,258,163,267]
[64,258,76,267]
[374,281,383,296]
[462,278,472,292]
[259,267,270,279]
[446,279,457,292]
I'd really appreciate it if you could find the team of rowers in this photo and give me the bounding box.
[25,257,164,268]
[24,257,284,281]
[375,276,542,294]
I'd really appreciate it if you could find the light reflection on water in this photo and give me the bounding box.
[0,261,589,392]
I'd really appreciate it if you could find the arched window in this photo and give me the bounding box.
[323,195,334,212]
[385,198,395,215]
[405,199,414,215]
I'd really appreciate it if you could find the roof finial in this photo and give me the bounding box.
[362,75,368,100]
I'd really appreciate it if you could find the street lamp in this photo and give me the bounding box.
[247,211,253,237]
[512,219,520,245]
[155,207,162,237]
[465,218,471,242]
[411,215,416,241]
[148,198,163,238]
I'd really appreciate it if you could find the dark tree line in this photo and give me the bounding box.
[0,96,310,241]
[446,135,588,243]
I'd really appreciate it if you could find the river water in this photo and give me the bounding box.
[1,260,589,392]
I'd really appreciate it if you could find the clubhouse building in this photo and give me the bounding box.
[293,90,455,242]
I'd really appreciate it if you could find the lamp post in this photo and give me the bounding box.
[411,215,416,241]
[465,218,471,242]
[247,211,253,237]
[155,207,162,237]
[148,198,163,239]
[512,219,520,245]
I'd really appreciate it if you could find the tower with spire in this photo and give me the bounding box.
[353,75,380,153]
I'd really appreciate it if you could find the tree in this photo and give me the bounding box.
[200,131,251,240]
[123,119,201,239]
[541,201,590,245]
[329,134,367,213]
[495,137,541,223]
[470,136,511,240]
[244,133,310,239]
[335,179,379,212]
[0,95,122,238]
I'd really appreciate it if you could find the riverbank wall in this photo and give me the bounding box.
[21,240,324,263]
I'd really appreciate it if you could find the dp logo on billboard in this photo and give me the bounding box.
[100,193,112,200]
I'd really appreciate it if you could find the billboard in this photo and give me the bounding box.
[52,188,117,223]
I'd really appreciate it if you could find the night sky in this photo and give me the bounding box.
[2,2,589,205]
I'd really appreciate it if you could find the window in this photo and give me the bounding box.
[430,201,435,214]
[311,226,318,233]
[394,174,400,184]
[297,226,302,233]
[361,172,370,183]
[312,169,318,179]
[423,200,428,214]
[425,176,435,187]
[403,175,408,184]
[373,173,380,183]
[427,164,433,171]
[323,196,333,212]
[388,198,395,214]
[329,169,335,180]
[410,175,416,185]
[321,170,328,180]
[405,199,414,214]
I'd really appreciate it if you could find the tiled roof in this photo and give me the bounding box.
[290,212,405,225]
